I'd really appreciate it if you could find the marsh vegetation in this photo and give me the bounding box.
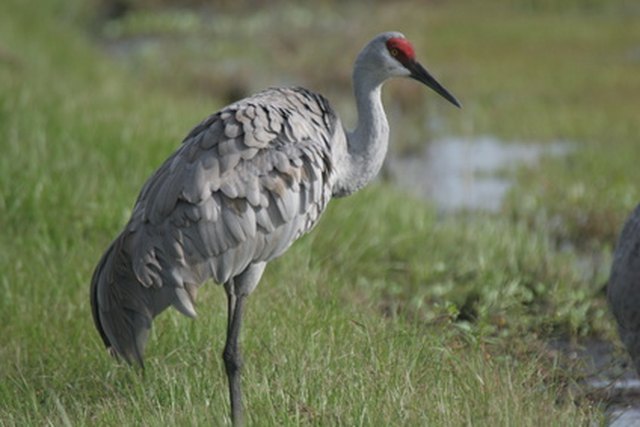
[1,0,639,424]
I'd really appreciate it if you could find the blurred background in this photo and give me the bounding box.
[1,0,640,425]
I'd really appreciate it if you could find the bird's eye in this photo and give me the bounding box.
[390,48,399,57]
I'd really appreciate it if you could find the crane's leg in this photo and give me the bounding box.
[222,262,266,427]
[224,290,246,426]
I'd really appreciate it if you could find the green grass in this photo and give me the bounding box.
[2,0,638,424]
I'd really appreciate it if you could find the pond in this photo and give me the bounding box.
[387,135,572,213]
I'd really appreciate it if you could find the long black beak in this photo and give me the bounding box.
[407,60,461,108]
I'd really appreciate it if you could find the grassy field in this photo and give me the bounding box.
[2,0,639,424]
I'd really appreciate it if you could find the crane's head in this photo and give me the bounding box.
[358,32,461,108]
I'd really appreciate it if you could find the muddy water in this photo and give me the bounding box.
[387,136,571,213]
[550,338,640,426]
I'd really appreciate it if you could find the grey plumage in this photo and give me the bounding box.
[609,203,640,374]
[92,88,337,359]
[91,32,460,425]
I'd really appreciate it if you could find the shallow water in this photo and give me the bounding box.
[387,136,572,213]
[594,375,640,426]
[610,407,640,427]
[549,338,640,426]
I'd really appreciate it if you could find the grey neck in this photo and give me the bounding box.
[332,65,389,197]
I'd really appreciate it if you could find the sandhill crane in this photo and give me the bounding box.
[609,204,640,374]
[91,31,460,425]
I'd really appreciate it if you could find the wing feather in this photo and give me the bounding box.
[125,87,340,298]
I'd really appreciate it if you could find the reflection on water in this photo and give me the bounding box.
[387,136,572,212]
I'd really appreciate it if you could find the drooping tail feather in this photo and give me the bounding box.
[91,228,205,367]
[90,234,155,368]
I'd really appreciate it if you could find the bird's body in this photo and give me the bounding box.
[91,31,460,425]
[609,203,640,373]
[92,87,339,359]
